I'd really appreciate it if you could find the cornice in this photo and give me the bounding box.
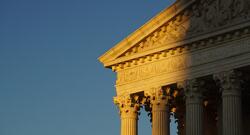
[99,0,250,71]
[98,0,195,65]
[111,26,250,72]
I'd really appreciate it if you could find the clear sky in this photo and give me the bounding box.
[0,0,176,135]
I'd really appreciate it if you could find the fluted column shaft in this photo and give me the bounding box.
[152,104,170,135]
[145,87,170,135]
[214,70,242,135]
[186,96,203,135]
[222,90,242,135]
[181,79,203,135]
[114,96,140,135]
[121,111,138,135]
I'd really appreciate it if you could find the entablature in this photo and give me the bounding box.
[111,26,250,72]
[99,0,250,69]
[115,36,250,96]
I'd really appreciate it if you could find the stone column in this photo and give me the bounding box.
[214,70,242,135]
[179,79,204,135]
[145,87,170,135]
[114,96,140,135]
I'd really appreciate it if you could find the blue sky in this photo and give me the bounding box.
[0,0,175,135]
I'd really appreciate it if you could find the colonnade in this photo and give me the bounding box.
[114,70,243,135]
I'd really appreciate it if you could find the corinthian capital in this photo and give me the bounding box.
[178,79,204,102]
[113,96,140,118]
[213,70,242,94]
[144,86,171,107]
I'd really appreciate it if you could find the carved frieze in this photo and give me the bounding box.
[117,37,250,85]
[117,55,187,84]
[119,0,250,58]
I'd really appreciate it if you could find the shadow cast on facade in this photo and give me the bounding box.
[99,0,250,135]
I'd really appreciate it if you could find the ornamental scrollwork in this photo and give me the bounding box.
[178,79,205,103]
[213,70,243,94]
[113,96,141,118]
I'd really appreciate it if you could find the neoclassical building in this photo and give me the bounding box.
[99,0,250,135]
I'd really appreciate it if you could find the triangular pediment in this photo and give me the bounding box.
[99,0,250,67]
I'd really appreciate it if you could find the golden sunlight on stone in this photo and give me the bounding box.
[99,0,250,135]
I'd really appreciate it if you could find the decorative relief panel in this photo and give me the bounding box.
[117,38,250,85]
[119,0,250,58]
[117,55,187,84]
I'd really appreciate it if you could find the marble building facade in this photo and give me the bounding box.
[99,0,250,135]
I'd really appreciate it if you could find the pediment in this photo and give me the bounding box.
[99,0,250,68]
